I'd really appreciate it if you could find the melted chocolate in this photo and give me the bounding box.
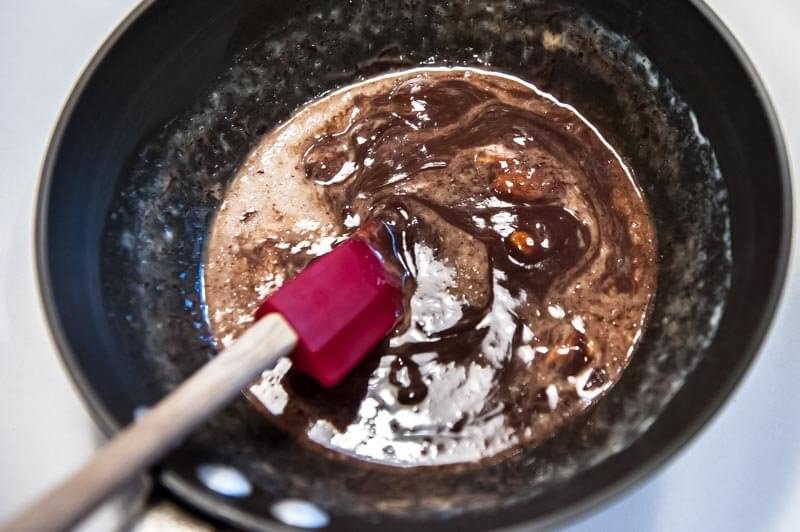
[204,68,656,467]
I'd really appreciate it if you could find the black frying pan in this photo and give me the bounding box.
[37,0,791,530]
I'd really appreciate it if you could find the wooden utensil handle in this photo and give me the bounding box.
[3,313,297,532]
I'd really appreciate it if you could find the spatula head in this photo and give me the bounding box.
[255,238,403,387]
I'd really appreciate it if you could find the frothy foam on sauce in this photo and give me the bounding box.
[204,67,656,467]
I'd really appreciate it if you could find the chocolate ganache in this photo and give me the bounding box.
[204,67,656,467]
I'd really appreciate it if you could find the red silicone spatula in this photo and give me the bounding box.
[4,237,402,532]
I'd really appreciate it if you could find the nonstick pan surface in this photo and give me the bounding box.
[37,0,791,530]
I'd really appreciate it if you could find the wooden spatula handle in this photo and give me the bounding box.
[3,313,297,532]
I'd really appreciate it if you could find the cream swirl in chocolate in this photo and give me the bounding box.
[204,67,656,467]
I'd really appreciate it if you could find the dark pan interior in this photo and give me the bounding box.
[38,0,790,530]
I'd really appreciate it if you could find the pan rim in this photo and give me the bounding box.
[33,0,794,529]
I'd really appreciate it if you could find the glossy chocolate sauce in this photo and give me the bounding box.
[204,67,656,467]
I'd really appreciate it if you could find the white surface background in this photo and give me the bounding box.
[1,1,798,530]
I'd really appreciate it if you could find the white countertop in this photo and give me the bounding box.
[1,1,798,530]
